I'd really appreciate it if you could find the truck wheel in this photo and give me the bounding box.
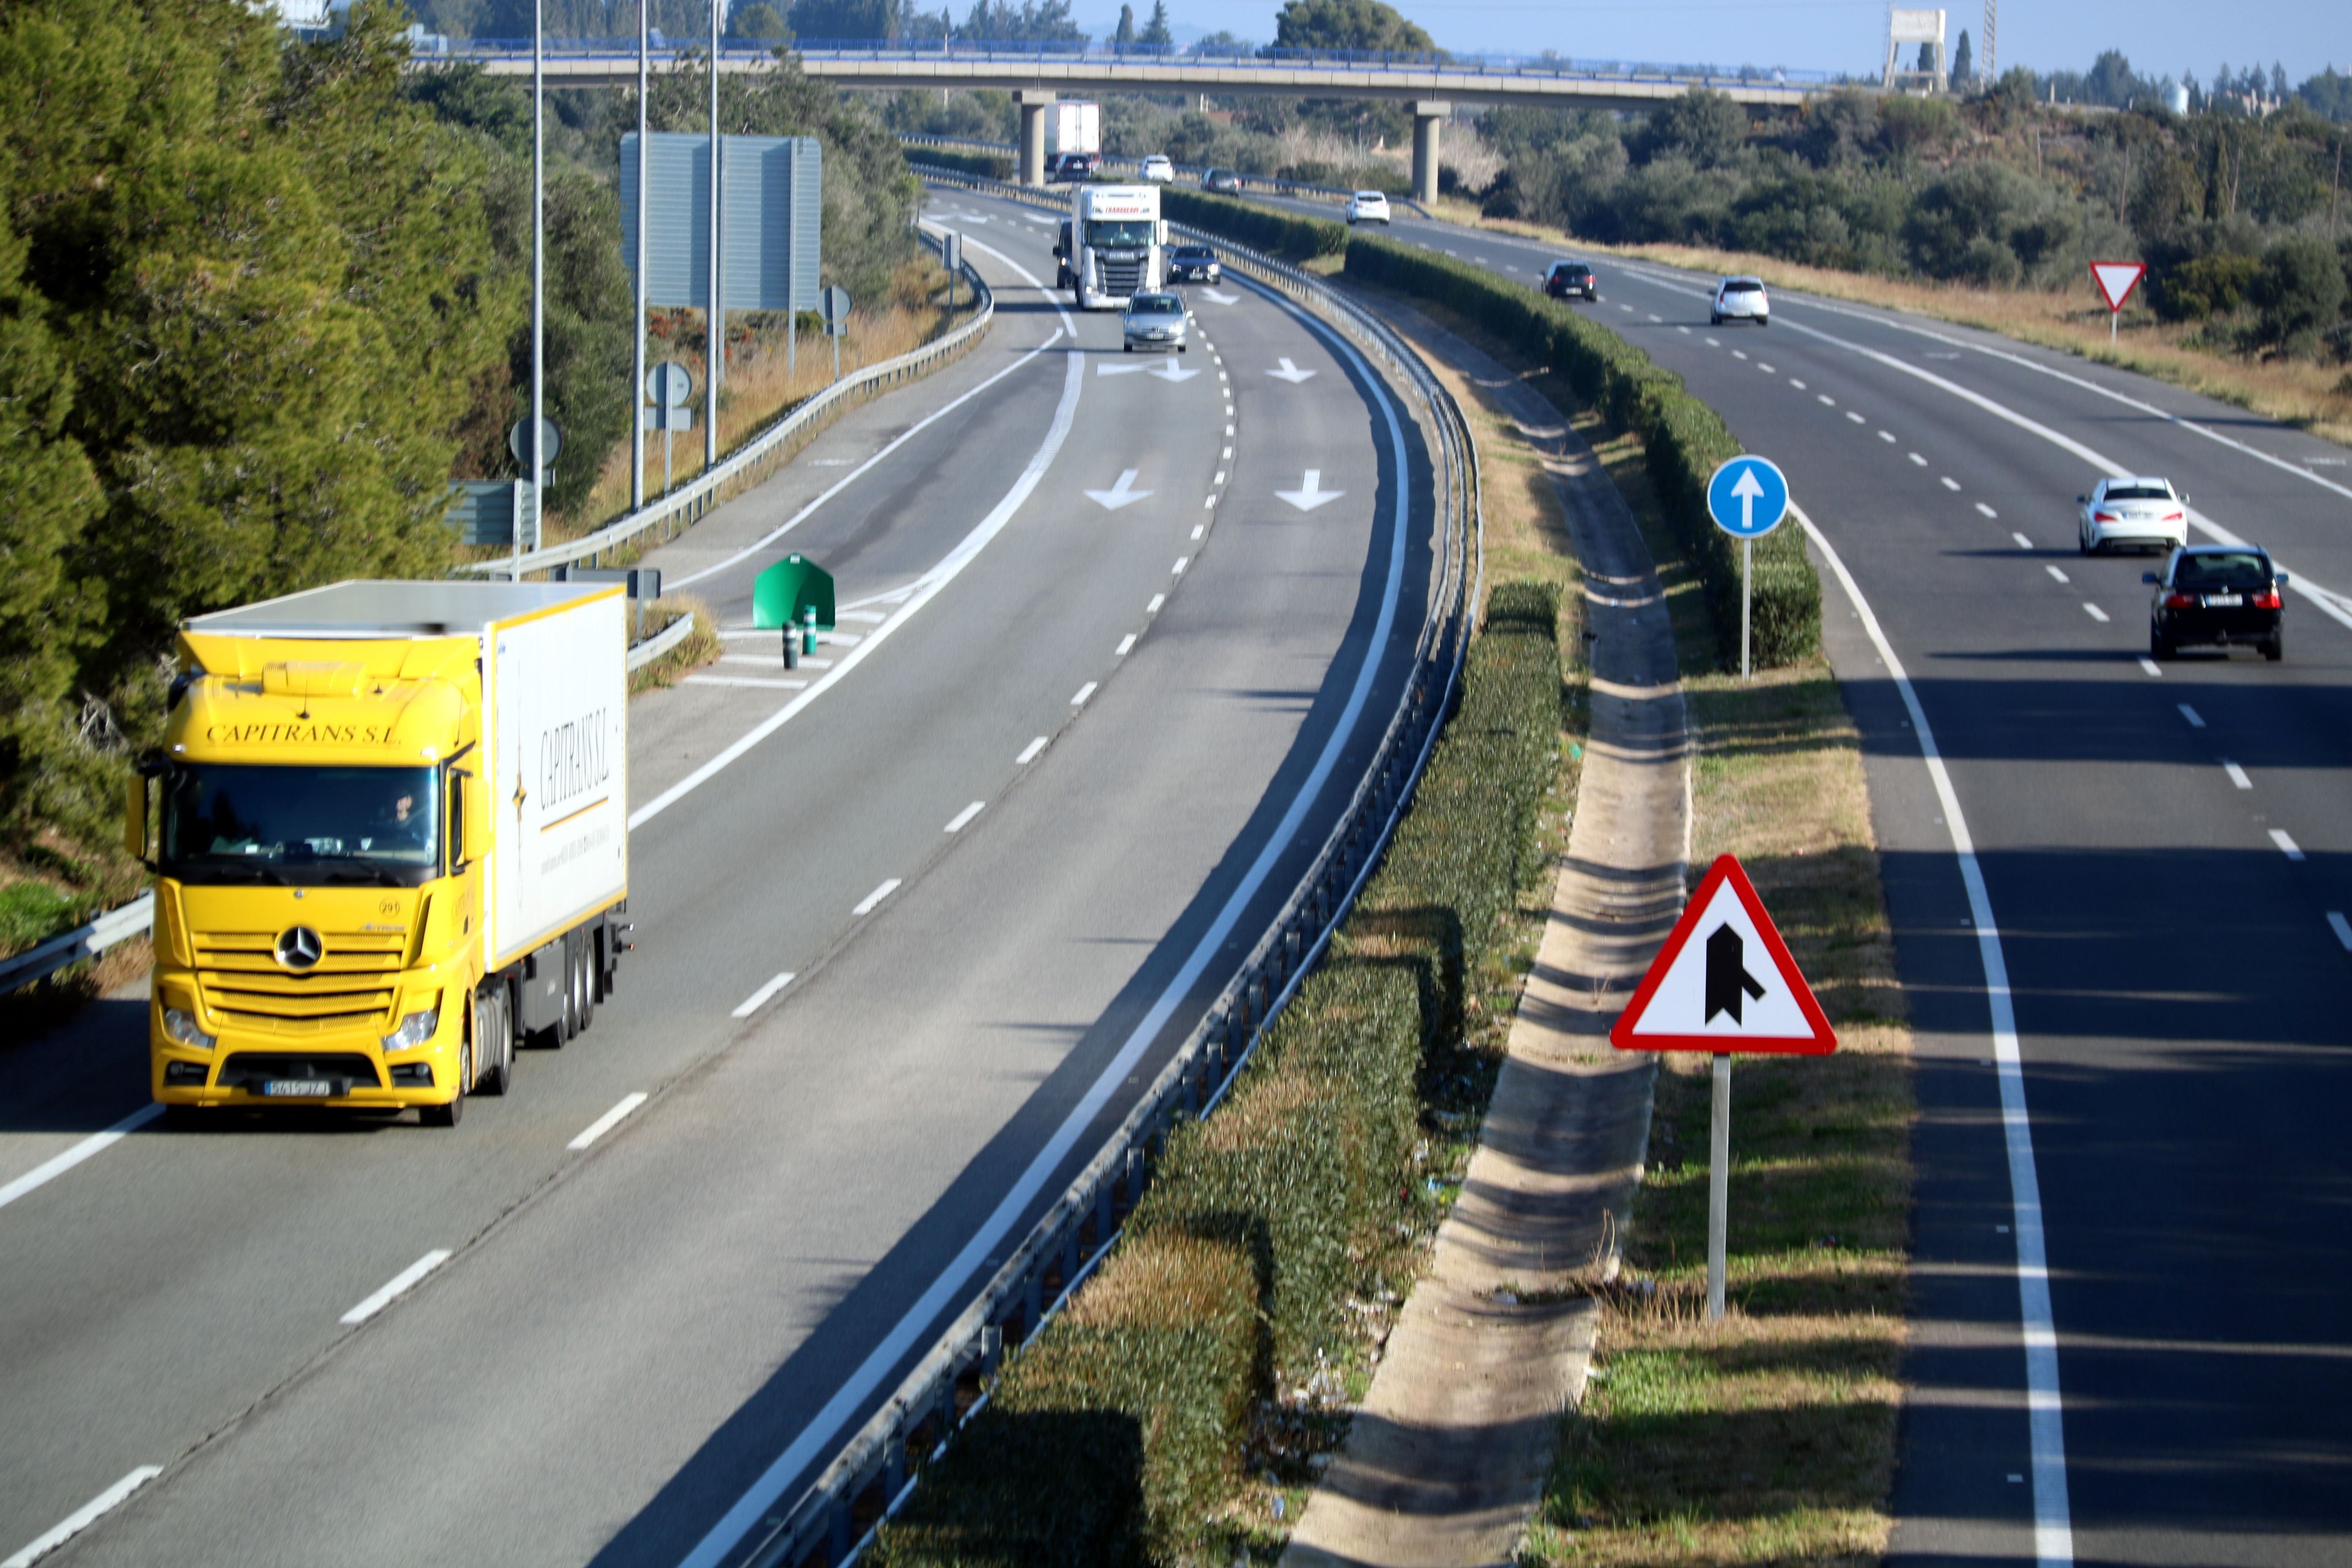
[422,1043,467,1126]
[558,938,580,1042]
[575,939,595,1034]
[476,988,513,1096]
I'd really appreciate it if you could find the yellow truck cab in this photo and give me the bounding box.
[130,581,631,1127]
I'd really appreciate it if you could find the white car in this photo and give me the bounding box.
[2078,476,2189,555]
[1140,154,1174,182]
[1711,276,1768,326]
[1347,190,1391,225]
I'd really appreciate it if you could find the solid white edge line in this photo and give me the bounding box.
[731,972,797,1019]
[568,1092,649,1151]
[3,1467,164,1568]
[339,1249,454,1326]
[1794,502,2075,1567]
[630,349,1087,833]
[2328,912,2352,951]
[944,802,985,833]
[0,1103,164,1215]
[674,258,1415,1568]
[1016,736,1047,764]
[851,880,901,917]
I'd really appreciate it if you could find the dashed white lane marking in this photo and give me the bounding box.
[2138,657,2164,677]
[1146,593,1165,613]
[852,880,902,916]
[1678,325,1691,334]
[2328,912,2352,951]
[0,1104,162,1215]
[1071,682,1097,706]
[3,1467,164,1568]
[1173,556,1190,575]
[341,1250,453,1325]
[2045,565,2070,584]
[1225,424,1234,437]
[2013,531,2034,550]
[2083,603,2110,623]
[1016,736,1048,764]
[731,972,796,1017]
[1116,633,1137,655]
[1646,313,1663,322]
[1619,303,1635,312]
[1215,470,1227,483]
[1847,411,1866,423]
[2271,829,2305,862]
[1908,452,1927,465]
[1202,495,1216,509]
[1789,378,1806,389]
[1191,524,1205,540]
[2222,761,2252,791]
[1941,476,1962,491]
[1733,350,1749,361]
[1221,446,1232,459]
[2178,704,2206,728]
[1980,504,2001,519]
[1879,430,1897,443]
[568,1092,649,1150]
[1703,335,1721,346]
[1818,394,1835,406]
[945,802,985,833]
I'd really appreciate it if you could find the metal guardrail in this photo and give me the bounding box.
[729,164,1483,1568]
[900,133,1430,216]
[0,893,156,997]
[626,609,702,671]
[462,230,993,580]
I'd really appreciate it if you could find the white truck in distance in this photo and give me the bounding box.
[1050,100,1101,155]
[1055,184,1166,311]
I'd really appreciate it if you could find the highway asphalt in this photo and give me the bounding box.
[1326,205,2352,1565]
[0,192,1434,1566]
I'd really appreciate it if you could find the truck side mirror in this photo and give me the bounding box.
[125,775,149,862]
[447,770,469,868]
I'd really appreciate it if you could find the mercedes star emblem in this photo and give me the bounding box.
[275,925,324,971]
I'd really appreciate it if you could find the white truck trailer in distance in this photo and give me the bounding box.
[1050,100,1101,155]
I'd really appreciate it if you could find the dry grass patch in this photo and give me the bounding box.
[625,594,721,694]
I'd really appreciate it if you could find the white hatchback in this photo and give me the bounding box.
[2078,476,2189,554]
[1347,190,1391,225]
[1140,154,1174,182]
[1712,276,1768,326]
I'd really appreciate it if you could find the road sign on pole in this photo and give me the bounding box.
[2089,260,2147,342]
[1706,455,1790,681]
[1613,853,1835,1318]
[819,285,852,382]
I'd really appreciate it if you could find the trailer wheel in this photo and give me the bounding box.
[575,937,595,1034]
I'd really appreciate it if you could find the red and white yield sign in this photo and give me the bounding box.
[2089,260,2148,314]
[1610,854,1836,1055]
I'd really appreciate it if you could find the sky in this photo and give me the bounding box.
[1080,0,2347,84]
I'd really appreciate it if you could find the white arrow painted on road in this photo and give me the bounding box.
[1267,357,1316,383]
[1148,355,1200,383]
[1729,466,1765,531]
[1275,470,1346,512]
[1096,360,1148,376]
[1200,288,1240,304]
[1085,469,1153,510]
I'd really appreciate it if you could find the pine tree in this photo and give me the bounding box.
[1114,3,1135,45]
[1950,29,1973,86]
[1139,0,1173,48]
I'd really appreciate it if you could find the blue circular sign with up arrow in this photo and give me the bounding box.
[1706,456,1790,539]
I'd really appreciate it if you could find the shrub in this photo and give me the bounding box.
[1343,236,1820,667]
[1159,187,1349,262]
[906,146,1015,182]
[2149,252,2258,321]
[2248,235,2349,358]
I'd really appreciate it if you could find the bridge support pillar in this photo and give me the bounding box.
[1016,89,1056,186]
[1411,101,1448,206]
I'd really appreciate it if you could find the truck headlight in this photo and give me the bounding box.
[162,1007,217,1050]
[382,1005,440,1053]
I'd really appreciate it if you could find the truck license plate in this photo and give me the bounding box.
[263,1080,335,1097]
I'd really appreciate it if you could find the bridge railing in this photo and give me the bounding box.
[722,162,1483,1568]
[422,36,1831,86]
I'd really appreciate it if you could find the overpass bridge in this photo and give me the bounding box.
[429,39,1833,200]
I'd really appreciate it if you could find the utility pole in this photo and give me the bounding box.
[630,0,648,509]
[706,0,721,473]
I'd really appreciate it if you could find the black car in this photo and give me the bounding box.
[1168,244,1222,283]
[1049,152,1101,183]
[1545,260,1598,301]
[2145,546,2288,661]
[1202,168,1243,195]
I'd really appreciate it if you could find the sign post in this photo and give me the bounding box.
[645,361,694,494]
[1705,456,1790,681]
[1611,854,1836,1319]
[819,285,852,383]
[2088,260,2147,343]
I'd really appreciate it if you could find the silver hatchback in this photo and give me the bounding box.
[1121,291,1189,352]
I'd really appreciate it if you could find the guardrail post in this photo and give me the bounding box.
[1093,1178,1114,1252]
[979,1322,1003,1380]
[827,1498,852,1562]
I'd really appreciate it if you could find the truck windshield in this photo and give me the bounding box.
[1085,219,1156,248]
[162,764,440,886]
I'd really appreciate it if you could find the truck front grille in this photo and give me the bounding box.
[194,930,406,1033]
[1098,257,1147,297]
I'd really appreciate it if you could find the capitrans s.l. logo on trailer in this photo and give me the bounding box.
[1609,854,1836,1055]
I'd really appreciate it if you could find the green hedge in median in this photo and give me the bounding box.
[909,148,1016,181]
[1160,187,1349,264]
[872,582,1563,1567]
[1345,236,1821,669]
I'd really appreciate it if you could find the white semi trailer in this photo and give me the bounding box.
[1053,183,1166,312]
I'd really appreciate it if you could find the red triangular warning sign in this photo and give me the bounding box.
[2088,260,2147,313]
[1610,855,1837,1055]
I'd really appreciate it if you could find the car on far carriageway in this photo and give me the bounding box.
[2146,546,2287,662]
[1347,190,1391,225]
[1121,291,1190,352]
[1545,260,1598,301]
[1140,154,1174,182]
[1167,243,1221,284]
[1201,167,1244,195]
[2078,475,2190,554]
[1711,275,1768,326]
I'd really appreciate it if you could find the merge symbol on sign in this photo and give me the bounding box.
[1705,925,1767,1025]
